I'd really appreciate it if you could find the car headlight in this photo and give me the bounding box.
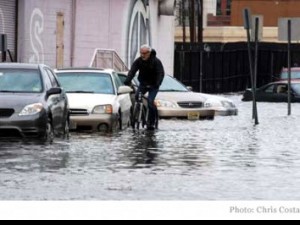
[155,100,177,108]
[93,105,113,114]
[221,101,235,108]
[19,103,44,116]
[204,102,212,108]
[204,100,221,108]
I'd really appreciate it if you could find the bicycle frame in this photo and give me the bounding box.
[131,85,158,130]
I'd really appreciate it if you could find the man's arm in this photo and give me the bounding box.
[155,59,165,87]
[124,59,139,85]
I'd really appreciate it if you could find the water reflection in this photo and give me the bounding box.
[127,131,160,169]
[0,139,70,173]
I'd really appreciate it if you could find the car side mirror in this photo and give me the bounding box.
[118,86,133,95]
[47,87,62,98]
[187,86,193,91]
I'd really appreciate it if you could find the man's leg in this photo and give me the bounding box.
[147,88,159,128]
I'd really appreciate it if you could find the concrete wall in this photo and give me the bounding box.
[17,0,175,74]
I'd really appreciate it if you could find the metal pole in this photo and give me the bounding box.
[288,19,292,116]
[244,9,256,121]
[253,17,259,125]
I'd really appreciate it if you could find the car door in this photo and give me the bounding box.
[274,84,289,102]
[258,84,276,102]
[44,68,67,132]
[113,72,132,125]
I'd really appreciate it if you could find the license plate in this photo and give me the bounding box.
[188,112,200,120]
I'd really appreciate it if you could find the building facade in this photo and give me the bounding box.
[0,0,176,74]
[231,0,300,27]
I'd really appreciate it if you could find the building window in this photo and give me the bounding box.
[217,0,231,16]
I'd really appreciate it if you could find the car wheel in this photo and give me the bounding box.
[44,120,54,143]
[118,112,123,131]
[63,119,70,139]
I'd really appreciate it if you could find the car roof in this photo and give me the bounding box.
[282,67,300,72]
[55,67,115,73]
[274,80,300,84]
[0,63,43,70]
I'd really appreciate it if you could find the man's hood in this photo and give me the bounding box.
[151,49,157,58]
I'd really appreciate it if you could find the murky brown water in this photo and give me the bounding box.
[1,96,300,200]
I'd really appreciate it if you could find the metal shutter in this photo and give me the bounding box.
[0,0,16,60]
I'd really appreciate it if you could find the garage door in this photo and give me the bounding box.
[0,0,16,61]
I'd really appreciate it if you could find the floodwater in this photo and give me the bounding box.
[1,96,300,200]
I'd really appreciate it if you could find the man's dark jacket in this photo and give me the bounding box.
[125,49,165,88]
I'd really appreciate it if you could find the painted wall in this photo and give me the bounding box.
[17,0,175,74]
[18,0,73,66]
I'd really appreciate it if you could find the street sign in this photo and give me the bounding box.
[251,15,263,42]
[278,18,300,41]
[243,8,251,30]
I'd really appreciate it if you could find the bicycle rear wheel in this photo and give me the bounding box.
[133,103,143,130]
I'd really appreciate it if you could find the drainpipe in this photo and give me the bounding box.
[159,0,176,16]
[71,0,77,67]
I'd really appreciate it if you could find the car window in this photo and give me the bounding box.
[276,84,288,94]
[264,85,275,94]
[0,69,43,93]
[292,83,300,95]
[112,72,123,90]
[159,76,189,92]
[118,74,127,85]
[45,69,60,88]
[281,71,300,80]
[57,72,115,95]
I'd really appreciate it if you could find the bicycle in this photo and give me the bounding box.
[131,85,159,130]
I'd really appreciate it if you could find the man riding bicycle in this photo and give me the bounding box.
[124,45,165,130]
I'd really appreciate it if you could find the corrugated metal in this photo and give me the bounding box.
[0,0,16,60]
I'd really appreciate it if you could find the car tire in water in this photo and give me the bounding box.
[63,119,70,139]
[43,120,54,143]
[117,112,123,131]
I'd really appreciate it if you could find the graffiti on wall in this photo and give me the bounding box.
[29,8,44,64]
[126,0,152,66]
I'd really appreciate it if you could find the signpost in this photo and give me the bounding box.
[243,8,259,125]
[278,18,300,116]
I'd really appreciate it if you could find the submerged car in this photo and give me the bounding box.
[118,74,238,119]
[0,63,69,141]
[56,68,132,132]
[242,80,300,103]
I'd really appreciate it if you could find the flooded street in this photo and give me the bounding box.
[1,95,300,200]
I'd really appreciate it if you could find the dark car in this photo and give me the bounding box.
[242,81,300,103]
[0,63,69,141]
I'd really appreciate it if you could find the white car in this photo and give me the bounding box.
[118,73,238,118]
[56,68,132,132]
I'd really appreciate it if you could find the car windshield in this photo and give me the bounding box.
[133,75,188,92]
[281,71,300,80]
[0,69,43,93]
[292,83,300,95]
[159,76,189,92]
[57,72,115,94]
